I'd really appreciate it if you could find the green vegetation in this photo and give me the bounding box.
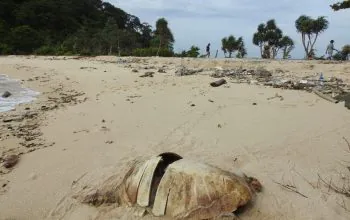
[331,1,350,10]
[252,19,294,59]
[280,36,295,59]
[333,45,350,60]
[221,35,246,58]
[0,0,174,56]
[295,15,329,59]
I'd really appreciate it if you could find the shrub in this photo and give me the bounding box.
[132,47,173,57]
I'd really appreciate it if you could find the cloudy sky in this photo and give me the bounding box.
[107,0,349,58]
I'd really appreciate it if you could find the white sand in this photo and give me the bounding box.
[1,56,350,219]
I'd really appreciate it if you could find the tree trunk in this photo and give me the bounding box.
[310,33,318,56]
[301,33,309,59]
[117,39,121,57]
[156,38,162,57]
[229,52,232,58]
[109,45,113,55]
[259,44,263,58]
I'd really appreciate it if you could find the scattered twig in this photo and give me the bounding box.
[295,170,317,189]
[318,174,350,197]
[343,137,350,152]
[336,197,350,213]
[273,180,308,198]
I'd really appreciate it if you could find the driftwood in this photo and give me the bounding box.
[139,72,154,78]
[313,89,339,103]
[210,79,227,87]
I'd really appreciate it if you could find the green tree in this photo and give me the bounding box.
[10,25,41,54]
[333,45,350,60]
[154,18,174,56]
[186,45,200,58]
[331,1,350,10]
[253,19,287,59]
[0,0,158,55]
[279,36,295,59]
[221,35,245,58]
[102,17,120,55]
[295,15,329,59]
[236,40,247,58]
[342,45,350,60]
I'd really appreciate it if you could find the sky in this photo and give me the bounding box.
[107,0,350,59]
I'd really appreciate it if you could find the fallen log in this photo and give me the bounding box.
[210,79,227,87]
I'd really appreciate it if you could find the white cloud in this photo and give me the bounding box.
[107,0,350,58]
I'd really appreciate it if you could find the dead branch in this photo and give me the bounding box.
[273,180,308,198]
[318,174,350,197]
[343,137,350,152]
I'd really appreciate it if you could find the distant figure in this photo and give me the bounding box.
[206,43,211,58]
[325,40,338,60]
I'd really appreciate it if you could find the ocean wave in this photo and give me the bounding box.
[0,74,40,112]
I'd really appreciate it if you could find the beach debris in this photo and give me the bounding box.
[344,93,350,110]
[175,66,203,76]
[267,93,284,101]
[209,67,350,109]
[2,155,19,169]
[73,152,261,219]
[80,67,97,70]
[105,140,114,144]
[139,72,154,78]
[252,102,257,106]
[1,91,12,98]
[313,89,339,103]
[210,79,227,87]
[273,180,308,198]
[158,68,166,73]
[208,99,214,103]
[190,104,196,107]
[132,69,138,73]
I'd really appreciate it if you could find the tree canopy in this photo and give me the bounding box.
[253,19,294,59]
[154,18,174,56]
[0,0,174,56]
[330,1,350,10]
[221,35,246,58]
[295,15,328,59]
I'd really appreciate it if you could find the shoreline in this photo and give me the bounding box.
[0,56,350,219]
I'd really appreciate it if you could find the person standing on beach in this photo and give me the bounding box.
[325,40,338,60]
[206,43,211,58]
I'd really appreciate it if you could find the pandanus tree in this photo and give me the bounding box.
[221,35,246,58]
[279,36,295,59]
[253,19,294,59]
[295,15,329,59]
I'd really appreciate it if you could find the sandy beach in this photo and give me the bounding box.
[1,56,350,220]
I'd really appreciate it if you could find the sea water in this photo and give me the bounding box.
[0,74,40,112]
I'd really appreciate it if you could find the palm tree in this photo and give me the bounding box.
[221,35,246,58]
[279,36,294,59]
[252,19,286,59]
[295,15,329,59]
